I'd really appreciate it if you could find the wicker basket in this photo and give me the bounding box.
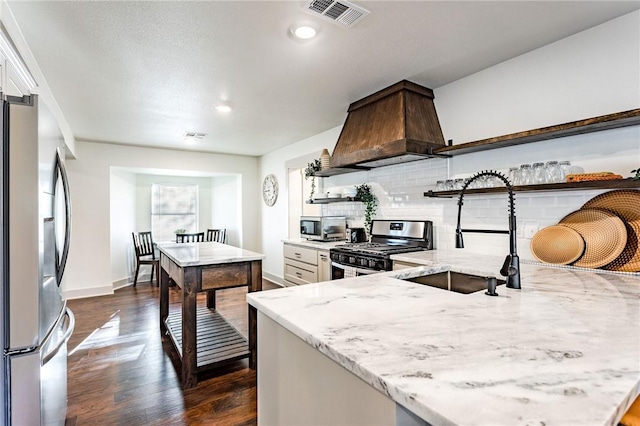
[558,208,627,269]
[582,190,640,272]
[530,225,585,265]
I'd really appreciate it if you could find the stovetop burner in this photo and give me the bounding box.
[333,242,424,256]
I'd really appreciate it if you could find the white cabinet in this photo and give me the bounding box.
[317,249,331,282]
[283,243,332,286]
[283,243,318,286]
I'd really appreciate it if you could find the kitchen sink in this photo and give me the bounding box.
[403,271,505,294]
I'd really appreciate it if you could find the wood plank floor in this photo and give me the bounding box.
[65,279,280,425]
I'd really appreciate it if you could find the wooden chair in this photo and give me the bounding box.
[132,231,159,287]
[176,232,204,243]
[206,228,227,243]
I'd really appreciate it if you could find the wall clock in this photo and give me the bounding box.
[262,174,278,207]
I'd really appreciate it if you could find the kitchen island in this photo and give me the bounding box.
[158,241,264,389]
[247,250,640,425]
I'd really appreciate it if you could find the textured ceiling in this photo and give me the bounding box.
[6,1,640,156]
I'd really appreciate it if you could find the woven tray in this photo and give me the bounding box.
[530,225,585,265]
[558,208,627,269]
[566,173,623,182]
[582,190,640,272]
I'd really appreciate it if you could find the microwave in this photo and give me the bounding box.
[300,216,347,241]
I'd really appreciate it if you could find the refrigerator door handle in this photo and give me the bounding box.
[54,147,71,285]
[41,307,74,366]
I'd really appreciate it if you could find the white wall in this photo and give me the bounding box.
[211,175,242,247]
[109,169,136,287]
[64,141,259,299]
[259,10,640,283]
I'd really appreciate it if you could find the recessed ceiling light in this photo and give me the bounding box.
[292,25,317,40]
[215,103,232,113]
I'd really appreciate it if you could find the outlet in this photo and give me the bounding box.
[523,222,539,239]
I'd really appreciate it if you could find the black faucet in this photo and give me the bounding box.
[455,170,521,290]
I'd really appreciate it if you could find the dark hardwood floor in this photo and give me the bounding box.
[65,279,280,425]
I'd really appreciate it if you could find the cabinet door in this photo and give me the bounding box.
[317,250,331,282]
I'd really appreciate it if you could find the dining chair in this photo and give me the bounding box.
[131,231,159,287]
[206,228,227,243]
[176,232,205,243]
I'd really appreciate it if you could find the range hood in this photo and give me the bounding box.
[327,80,446,173]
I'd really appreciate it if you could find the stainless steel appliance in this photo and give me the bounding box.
[330,220,433,279]
[1,95,74,425]
[300,216,346,241]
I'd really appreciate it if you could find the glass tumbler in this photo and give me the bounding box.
[545,161,562,183]
[444,179,454,191]
[532,162,546,184]
[454,178,465,190]
[519,164,533,185]
[435,180,446,191]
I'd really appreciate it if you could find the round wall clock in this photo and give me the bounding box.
[262,174,278,206]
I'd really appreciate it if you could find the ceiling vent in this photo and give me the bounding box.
[183,132,207,140]
[304,0,370,28]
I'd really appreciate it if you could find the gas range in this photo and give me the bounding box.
[330,220,433,276]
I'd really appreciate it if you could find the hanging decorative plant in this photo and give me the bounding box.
[304,159,322,200]
[632,167,640,180]
[355,184,377,241]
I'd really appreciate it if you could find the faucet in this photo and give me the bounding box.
[455,170,521,290]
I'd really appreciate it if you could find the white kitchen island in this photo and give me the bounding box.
[247,250,640,425]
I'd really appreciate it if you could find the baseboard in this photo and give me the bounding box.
[113,276,133,290]
[64,285,114,300]
[262,271,285,287]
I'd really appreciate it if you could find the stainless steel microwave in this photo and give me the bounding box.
[300,216,347,241]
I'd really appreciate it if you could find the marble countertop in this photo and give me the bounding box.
[282,238,347,250]
[157,241,265,267]
[247,249,640,426]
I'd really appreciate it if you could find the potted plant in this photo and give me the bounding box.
[304,159,322,200]
[632,167,640,180]
[355,184,377,241]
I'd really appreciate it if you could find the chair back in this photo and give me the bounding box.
[176,232,205,243]
[132,232,155,258]
[206,228,227,243]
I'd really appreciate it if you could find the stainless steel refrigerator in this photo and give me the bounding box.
[1,94,74,425]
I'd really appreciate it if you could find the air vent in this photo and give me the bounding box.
[304,0,369,28]
[183,132,207,140]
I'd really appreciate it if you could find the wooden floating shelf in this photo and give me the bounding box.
[434,108,640,156]
[165,307,250,370]
[306,197,361,204]
[312,166,370,177]
[424,178,640,198]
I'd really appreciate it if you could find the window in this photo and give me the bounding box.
[151,184,198,242]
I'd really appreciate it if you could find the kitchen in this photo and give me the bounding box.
[0,1,639,425]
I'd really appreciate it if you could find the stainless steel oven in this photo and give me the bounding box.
[329,220,433,280]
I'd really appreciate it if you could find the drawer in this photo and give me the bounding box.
[284,244,318,265]
[284,259,317,285]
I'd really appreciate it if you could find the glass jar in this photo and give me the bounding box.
[558,161,571,182]
[532,162,546,184]
[545,160,562,183]
[519,164,533,185]
[507,167,519,186]
[444,179,455,191]
[435,180,446,191]
[454,178,465,190]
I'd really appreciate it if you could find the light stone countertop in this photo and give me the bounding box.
[156,241,265,267]
[247,249,640,426]
[282,238,347,250]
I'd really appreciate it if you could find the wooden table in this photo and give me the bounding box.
[157,241,265,389]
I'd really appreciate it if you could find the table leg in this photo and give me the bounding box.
[248,260,263,370]
[160,263,169,335]
[182,267,199,389]
[206,289,216,309]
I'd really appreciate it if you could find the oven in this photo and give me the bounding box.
[329,220,433,280]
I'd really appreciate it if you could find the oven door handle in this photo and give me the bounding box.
[331,262,379,275]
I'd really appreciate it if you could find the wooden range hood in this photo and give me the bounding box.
[327,80,446,173]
